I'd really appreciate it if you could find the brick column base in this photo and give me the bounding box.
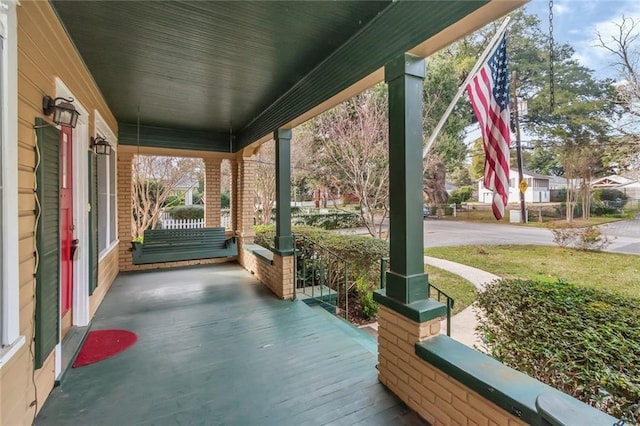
[377,303,527,425]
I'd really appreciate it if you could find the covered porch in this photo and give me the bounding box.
[5,0,619,424]
[36,264,424,425]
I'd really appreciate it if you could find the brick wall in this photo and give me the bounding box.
[239,242,294,300]
[236,155,255,242]
[378,305,526,426]
[117,152,134,270]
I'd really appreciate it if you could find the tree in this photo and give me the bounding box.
[253,141,276,225]
[596,16,640,175]
[307,87,389,238]
[132,155,203,238]
[423,155,449,217]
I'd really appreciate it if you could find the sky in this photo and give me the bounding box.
[524,0,640,80]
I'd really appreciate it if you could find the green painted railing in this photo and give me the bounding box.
[380,257,454,336]
[294,234,349,321]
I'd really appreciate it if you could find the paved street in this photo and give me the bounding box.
[423,216,640,255]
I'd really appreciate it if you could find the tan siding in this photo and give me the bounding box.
[2,1,119,425]
[90,244,120,317]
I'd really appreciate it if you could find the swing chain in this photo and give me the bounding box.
[549,0,555,113]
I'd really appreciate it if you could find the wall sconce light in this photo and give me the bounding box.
[91,136,113,156]
[42,95,80,128]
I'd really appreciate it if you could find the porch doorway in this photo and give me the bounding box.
[60,126,74,338]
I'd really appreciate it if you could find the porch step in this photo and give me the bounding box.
[307,304,378,356]
[57,325,89,385]
[296,285,338,305]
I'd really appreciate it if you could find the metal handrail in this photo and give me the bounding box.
[294,234,350,321]
[379,257,455,336]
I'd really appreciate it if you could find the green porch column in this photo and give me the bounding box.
[274,129,294,255]
[385,53,428,304]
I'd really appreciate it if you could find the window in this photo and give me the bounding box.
[97,143,117,255]
[1,0,24,365]
[95,112,118,257]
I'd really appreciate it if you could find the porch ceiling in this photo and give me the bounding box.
[51,0,524,152]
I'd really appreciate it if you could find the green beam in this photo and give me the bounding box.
[385,53,428,304]
[119,123,232,152]
[273,129,294,255]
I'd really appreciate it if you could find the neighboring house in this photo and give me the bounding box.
[548,175,568,202]
[478,169,551,204]
[591,175,634,188]
[172,176,199,205]
[592,174,640,202]
[618,181,640,202]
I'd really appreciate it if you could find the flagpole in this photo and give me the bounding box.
[423,16,511,159]
[512,70,527,223]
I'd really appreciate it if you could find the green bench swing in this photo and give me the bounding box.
[132,227,237,265]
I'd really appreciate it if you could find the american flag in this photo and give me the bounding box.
[466,35,511,220]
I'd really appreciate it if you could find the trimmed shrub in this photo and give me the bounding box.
[293,212,362,229]
[169,205,204,220]
[256,225,388,275]
[477,279,640,420]
[551,226,611,251]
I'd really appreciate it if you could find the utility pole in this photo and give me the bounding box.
[511,71,526,223]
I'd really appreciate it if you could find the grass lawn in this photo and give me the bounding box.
[425,245,640,299]
[424,264,477,315]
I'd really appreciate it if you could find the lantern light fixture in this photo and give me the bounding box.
[91,136,113,156]
[42,95,81,128]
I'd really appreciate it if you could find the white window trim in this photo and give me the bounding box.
[94,111,118,260]
[0,0,25,368]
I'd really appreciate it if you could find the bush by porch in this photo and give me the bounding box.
[477,278,640,420]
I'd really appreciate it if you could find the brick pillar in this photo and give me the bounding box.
[230,159,238,232]
[204,157,221,227]
[117,152,134,271]
[377,304,444,422]
[236,152,255,243]
[273,253,295,299]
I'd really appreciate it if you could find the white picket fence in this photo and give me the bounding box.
[160,210,231,229]
[161,218,204,229]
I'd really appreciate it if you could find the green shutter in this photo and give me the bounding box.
[88,152,98,295]
[34,119,60,369]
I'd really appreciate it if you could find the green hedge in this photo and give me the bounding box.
[476,279,640,419]
[255,225,388,284]
[169,205,204,220]
[293,212,362,230]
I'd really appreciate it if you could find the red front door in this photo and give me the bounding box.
[60,127,74,319]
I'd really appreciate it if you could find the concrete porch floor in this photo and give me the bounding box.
[36,263,426,425]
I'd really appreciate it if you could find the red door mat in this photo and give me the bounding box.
[73,329,138,368]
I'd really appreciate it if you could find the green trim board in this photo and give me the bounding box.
[415,335,618,426]
[118,123,232,153]
[34,118,61,369]
[373,289,446,323]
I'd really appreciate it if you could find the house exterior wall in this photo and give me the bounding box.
[478,178,551,204]
[2,2,119,424]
